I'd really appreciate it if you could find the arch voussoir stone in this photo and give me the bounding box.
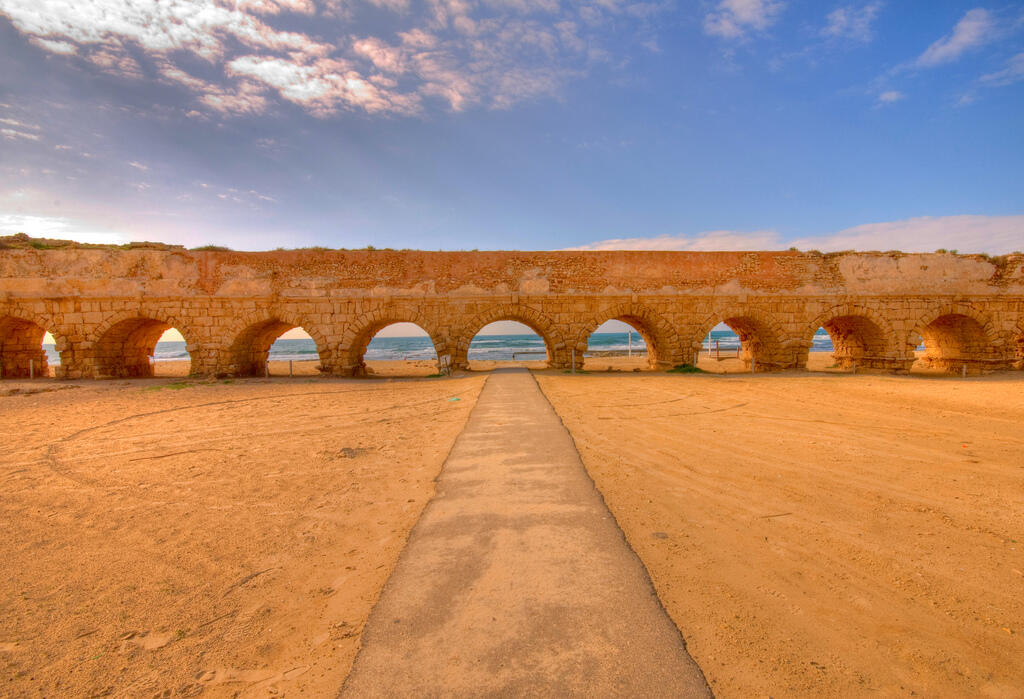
[338,306,446,377]
[800,303,908,372]
[0,305,64,379]
[221,308,334,377]
[910,302,1011,374]
[576,301,681,369]
[85,307,199,378]
[689,305,794,372]
[455,303,566,370]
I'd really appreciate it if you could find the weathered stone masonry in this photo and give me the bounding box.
[1,248,1022,378]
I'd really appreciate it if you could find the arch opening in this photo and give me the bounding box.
[467,320,549,371]
[352,321,439,377]
[584,318,654,372]
[808,315,891,373]
[93,319,192,378]
[229,321,325,377]
[0,316,53,379]
[912,313,993,375]
[697,316,783,373]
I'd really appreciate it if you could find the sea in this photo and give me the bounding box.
[40,329,838,365]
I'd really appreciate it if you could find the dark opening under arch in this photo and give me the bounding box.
[0,316,51,378]
[811,314,891,372]
[93,318,191,378]
[913,313,992,375]
[697,315,784,372]
[228,319,326,377]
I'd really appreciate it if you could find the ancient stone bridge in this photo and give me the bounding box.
[1,248,1022,379]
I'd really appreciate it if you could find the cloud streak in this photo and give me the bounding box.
[822,2,882,42]
[876,89,904,104]
[915,8,995,68]
[572,215,1024,254]
[981,51,1024,87]
[704,0,784,39]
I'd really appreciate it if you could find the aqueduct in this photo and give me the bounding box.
[1,247,1022,378]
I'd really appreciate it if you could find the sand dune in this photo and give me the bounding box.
[536,371,1024,697]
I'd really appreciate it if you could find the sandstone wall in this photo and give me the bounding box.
[1,249,1022,378]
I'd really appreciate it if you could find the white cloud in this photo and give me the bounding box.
[3,0,660,117]
[822,2,882,42]
[572,215,1024,254]
[570,229,782,251]
[704,0,784,39]
[226,54,413,114]
[0,214,130,245]
[877,89,904,103]
[980,51,1024,87]
[916,8,994,68]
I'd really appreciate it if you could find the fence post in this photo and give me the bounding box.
[265,362,269,378]
[289,360,293,378]
[571,348,575,374]
[962,363,967,378]
[29,359,34,380]
[852,360,856,375]
[751,358,756,374]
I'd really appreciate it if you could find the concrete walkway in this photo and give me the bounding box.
[341,369,712,697]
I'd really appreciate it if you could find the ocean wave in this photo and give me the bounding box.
[37,330,862,367]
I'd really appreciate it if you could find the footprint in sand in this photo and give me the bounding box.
[120,631,174,651]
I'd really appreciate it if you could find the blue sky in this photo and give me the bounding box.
[1,0,1023,254]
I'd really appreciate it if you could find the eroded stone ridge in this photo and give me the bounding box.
[1,248,1022,378]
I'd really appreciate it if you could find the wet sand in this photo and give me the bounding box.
[536,370,1024,697]
[0,374,486,697]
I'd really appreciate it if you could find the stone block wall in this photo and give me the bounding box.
[1,249,1022,378]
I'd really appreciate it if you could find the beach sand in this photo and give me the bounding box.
[5,356,1023,697]
[535,370,1024,697]
[145,359,548,378]
[39,349,950,380]
[0,374,485,697]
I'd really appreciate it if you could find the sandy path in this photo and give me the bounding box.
[536,371,1024,697]
[0,374,485,697]
[343,370,711,697]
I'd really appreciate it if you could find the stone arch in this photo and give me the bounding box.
[800,304,905,372]
[0,306,66,379]
[87,309,198,378]
[909,303,1007,374]
[338,309,444,376]
[691,307,793,372]
[576,302,681,369]
[224,311,332,377]
[455,304,566,369]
